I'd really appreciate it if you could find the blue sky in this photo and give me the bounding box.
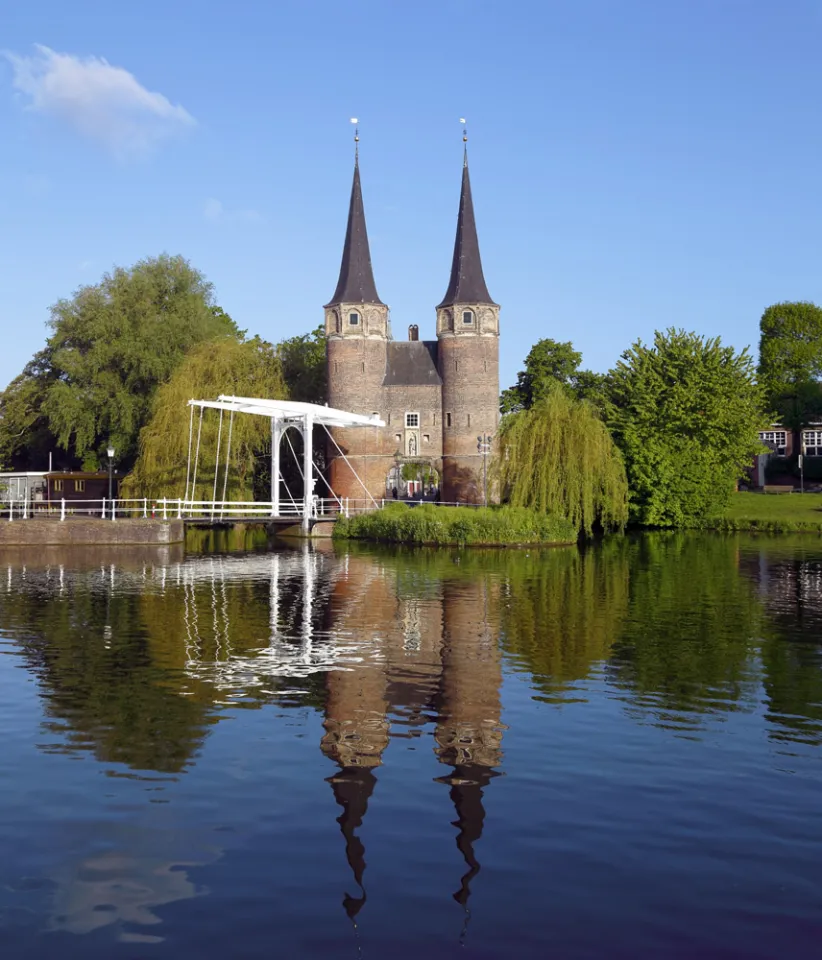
[3,0,822,392]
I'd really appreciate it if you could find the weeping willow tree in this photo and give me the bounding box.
[496,383,628,535]
[121,336,287,499]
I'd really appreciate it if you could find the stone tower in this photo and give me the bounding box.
[436,151,500,504]
[324,148,390,500]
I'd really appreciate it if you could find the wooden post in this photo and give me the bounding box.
[144,498,148,518]
[162,498,167,520]
[60,499,66,522]
[112,499,116,521]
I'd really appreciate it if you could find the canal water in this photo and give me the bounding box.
[0,535,821,958]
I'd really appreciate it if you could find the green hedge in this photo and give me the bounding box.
[333,503,577,546]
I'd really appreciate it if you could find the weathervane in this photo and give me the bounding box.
[460,117,467,143]
[350,117,359,159]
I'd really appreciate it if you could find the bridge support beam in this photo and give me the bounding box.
[302,413,313,533]
[271,420,281,518]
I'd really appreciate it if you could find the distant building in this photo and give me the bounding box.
[324,146,500,504]
[752,424,822,488]
[0,471,118,506]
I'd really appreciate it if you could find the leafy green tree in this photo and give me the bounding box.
[501,338,606,412]
[608,329,766,527]
[496,381,628,535]
[121,336,286,499]
[0,254,238,472]
[0,349,56,469]
[277,325,327,404]
[758,301,822,430]
[501,339,581,412]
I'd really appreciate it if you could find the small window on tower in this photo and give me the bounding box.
[349,312,360,326]
[463,310,474,325]
[446,413,452,428]
[405,412,420,428]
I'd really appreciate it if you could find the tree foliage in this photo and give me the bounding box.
[608,329,766,527]
[277,325,327,404]
[758,301,822,429]
[0,349,56,469]
[501,338,606,412]
[496,383,628,535]
[121,337,286,500]
[0,254,237,471]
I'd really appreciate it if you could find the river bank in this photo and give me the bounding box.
[0,518,185,545]
[709,492,822,532]
[333,503,577,546]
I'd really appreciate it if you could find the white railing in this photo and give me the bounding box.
[0,497,382,522]
[0,496,482,523]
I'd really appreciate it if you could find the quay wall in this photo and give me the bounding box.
[0,519,185,546]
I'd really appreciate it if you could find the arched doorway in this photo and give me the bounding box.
[385,461,440,502]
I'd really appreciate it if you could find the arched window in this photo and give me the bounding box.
[462,310,474,325]
[349,311,360,326]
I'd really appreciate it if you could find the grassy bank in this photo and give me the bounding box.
[709,492,822,532]
[334,503,577,546]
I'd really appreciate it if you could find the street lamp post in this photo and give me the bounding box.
[477,434,492,507]
[107,444,115,501]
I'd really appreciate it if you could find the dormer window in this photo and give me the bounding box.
[349,312,360,326]
[462,310,474,325]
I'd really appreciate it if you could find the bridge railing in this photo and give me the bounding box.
[0,497,384,522]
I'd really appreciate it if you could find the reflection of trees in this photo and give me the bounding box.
[12,586,211,773]
[609,535,763,723]
[498,542,629,700]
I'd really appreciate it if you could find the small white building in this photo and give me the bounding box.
[0,473,48,505]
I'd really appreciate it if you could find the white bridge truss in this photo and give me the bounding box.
[185,396,386,530]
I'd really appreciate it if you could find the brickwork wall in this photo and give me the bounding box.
[438,306,500,503]
[325,307,499,504]
[327,332,388,502]
[0,519,184,546]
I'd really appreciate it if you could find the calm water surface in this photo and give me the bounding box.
[1,535,821,958]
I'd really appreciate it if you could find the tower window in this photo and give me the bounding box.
[405,412,419,428]
[446,413,452,428]
[462,310,474,325]
[467,414,471,428]
[349,312,360,326]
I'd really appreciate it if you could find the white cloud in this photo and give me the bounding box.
[204,198,224,221]
[203,198,263,223]
[4,44,195,157]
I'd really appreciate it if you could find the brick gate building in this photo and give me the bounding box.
[324,143,500,504]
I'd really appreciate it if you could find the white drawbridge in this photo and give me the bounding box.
[184,396,385,530]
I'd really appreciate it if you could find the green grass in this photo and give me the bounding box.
[709,492,822,532]
[333,503,577,546]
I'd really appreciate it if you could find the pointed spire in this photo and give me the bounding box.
[325,150,384,308]
[438,152,495,308]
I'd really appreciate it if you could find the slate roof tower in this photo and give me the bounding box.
[324,139,390,501]
[436,145,500,503]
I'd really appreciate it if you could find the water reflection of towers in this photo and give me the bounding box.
[320,554,504,926]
